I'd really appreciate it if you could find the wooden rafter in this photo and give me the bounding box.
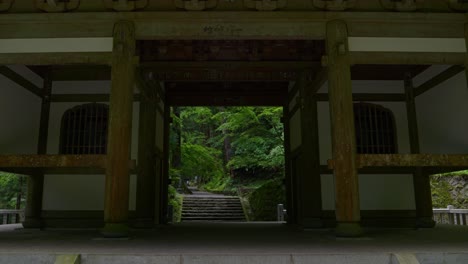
[0,66,42,97]
[349,52,465,65]
[328,154,468,169]
[414,65,465,97]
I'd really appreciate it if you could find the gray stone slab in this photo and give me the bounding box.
[293,254,394,264]
[416,253,468,264]
[81,254,181,264]
[183,255,292,264]
[0,253,55,264]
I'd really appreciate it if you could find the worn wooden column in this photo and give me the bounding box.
[160,103,171,224]
[404,74,435,228]
[135,77,157,228]
[102,21,136,237]
[298,72,323,228]
[465,24,468,89]
[283,103,296,224]
[23,68,51,229]
[326,20,362,237]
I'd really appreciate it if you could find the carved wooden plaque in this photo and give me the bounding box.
[244,0,287,11]
[35,0,80,12]
[103,0,148,11]
[174,0,217,11]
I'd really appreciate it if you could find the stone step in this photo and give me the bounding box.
[181,216,246,221]
[182,212,245,217]
[182,209,244,213]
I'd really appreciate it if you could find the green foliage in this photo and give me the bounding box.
[431,171,468,209]
[0,172,26,209]
[170,106,285,195]
[430,175,455,208]
[181,143,225,184]
[168,185,182,223]
[246,179,286,221]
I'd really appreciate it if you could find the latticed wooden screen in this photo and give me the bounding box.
[60,103,109,154]
[353,103,397,154]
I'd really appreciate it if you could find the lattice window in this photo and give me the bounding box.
[60,103,109,154]
[353,103,397,154]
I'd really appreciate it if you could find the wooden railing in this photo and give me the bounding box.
[0,209,24,225]
[433,206,468,226]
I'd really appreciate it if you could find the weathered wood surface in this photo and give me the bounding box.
[350,52,465,65]
[329,154,468,168]
[0,155,107,168]
[326,20,361,227]
[0,12,464,39]
[135,70,157,226]
[415,65,465,97]
[0,66,42,97]
[0,52,112,65]
[405,74,434,227]
[299,71,322,226]
[104,21,136,226]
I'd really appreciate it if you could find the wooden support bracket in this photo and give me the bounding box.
[0,155,136,170]
[380,0,424,12]
[103,0,148,11]
[35,0,80,12]
[0,0,13,11]
[312,0,355,11]
[244,0,287,11]
[174,0,217,11]
[328,154,468,169]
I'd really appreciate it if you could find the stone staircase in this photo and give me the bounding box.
[181,195,246,222]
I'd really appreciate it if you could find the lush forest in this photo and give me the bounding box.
[169,106,285,194]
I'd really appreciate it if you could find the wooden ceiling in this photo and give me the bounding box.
[25,39,429,106]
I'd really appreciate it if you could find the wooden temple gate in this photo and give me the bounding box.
[0,1,468,237]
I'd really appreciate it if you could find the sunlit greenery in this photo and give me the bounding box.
[0,172,26,209]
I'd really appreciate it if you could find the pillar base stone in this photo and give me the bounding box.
[101,223,129,238]
[133,218,154,229]
[22,217,43,229]
[335,222,363,237]
[416,217,436,228]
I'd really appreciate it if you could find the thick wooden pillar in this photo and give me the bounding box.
[326,20,362,237]
[160,103,171,224]
[298,72,322,228]
[404,74,435,228]
[23,68,51,229]
[102,21,135,237]
[135,78,157,228]
[465,24,468,89]
[283,104,295,224]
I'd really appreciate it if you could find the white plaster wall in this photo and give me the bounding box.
[0,71,41,154]
[42,81,140,211]
[318,80,415,210]
[289,110,301,151]
[416,71,468,154]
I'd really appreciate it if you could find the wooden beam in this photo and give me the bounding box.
[349,52,465,65]
[307,67,328,95]
[0,52,112,66]
[0,12,464,39]
[50,94,141,103]
[142,61,318,69]
[103,21,136,237]
[415,65,465,97]
[331,154,468,168]
[0,66,42,97]
[316,93,406,102]
[50,65,111,81]
[0,154,107,169]
[326,20,362,236]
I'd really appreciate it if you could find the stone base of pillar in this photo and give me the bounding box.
[416,217,436,228]
[302,218,324,229]
[22,217,43,229]
[133,218,154,229]
[335,222,363,237]
[101,223,129,238]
